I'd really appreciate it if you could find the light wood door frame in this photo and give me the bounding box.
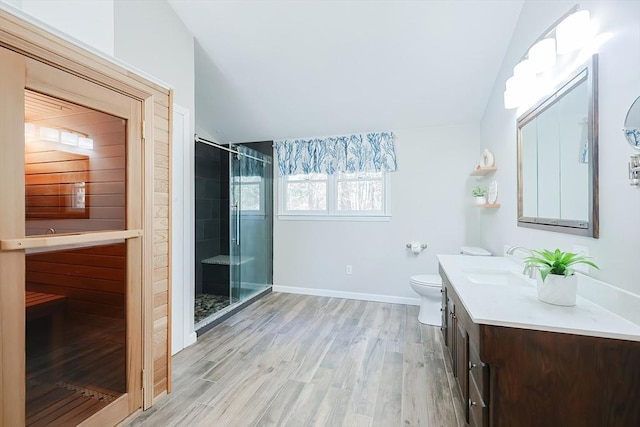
[0,46,27,427]
[0,47,146,426]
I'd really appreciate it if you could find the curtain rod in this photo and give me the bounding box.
[194,134,271,165]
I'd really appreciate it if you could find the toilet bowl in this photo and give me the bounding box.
[410,246,491,325]
[410,275,443,325]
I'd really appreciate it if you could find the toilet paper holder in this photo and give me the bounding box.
[405,242,428,249]
[406,242,428,254]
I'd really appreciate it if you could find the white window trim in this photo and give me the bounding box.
[278,172,391,221]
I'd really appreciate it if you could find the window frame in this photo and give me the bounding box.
[278,171,391,221]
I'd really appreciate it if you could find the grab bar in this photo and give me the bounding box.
[231,203,240,245]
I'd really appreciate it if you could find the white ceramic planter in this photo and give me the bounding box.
[536,272,578,306]
[474,196,487,205]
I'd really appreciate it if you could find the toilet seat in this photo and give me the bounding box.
[410,274,442,287]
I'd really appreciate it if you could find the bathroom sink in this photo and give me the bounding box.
[463,268,533,287]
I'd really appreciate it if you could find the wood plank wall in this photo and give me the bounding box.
[152,95,170,398]
[1,8,172,405]
[25,104,127,235]
[26,243,126,318]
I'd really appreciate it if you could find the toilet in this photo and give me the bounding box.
[410,275,443,325]
[410,246,491,325]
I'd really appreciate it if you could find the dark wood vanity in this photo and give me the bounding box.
[440,266,640,427]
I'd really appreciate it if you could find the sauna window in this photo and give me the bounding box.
[24,91,127,236]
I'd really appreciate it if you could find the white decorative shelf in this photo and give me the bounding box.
[470,166,498,176]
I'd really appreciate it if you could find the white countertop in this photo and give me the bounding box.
[437,254,640,342]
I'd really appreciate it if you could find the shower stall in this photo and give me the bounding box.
[194,137,273,329]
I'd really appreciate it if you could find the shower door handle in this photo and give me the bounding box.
[231,202,240,245]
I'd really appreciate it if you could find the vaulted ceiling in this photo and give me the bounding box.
[168,0,524,143]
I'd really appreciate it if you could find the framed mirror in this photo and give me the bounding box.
[517,55,598,238]
[623,96,640,149]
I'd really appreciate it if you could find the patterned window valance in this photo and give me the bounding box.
[238,145,268,177]
[275,131,397,176]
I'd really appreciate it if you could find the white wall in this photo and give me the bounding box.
[18,0,114,55]
[479,1,640,308]
[274,124,480,302]
[114,0,194,117]
[2,0,21,8]
[113,0,196,353]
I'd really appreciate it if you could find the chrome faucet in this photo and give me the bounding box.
[506,246,537,279]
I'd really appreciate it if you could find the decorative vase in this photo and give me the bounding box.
[536,271,578,306]
[474,196,487,205]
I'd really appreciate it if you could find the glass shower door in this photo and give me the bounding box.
[229,151,241,304]
[230,145,273,303]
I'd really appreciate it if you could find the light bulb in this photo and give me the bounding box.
[504,76,521,109]
[513,59,535,79]
[528,38,556,72]
[556,10,592,54]
[504,89,519,109]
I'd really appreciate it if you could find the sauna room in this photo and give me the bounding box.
[0,9,171,425]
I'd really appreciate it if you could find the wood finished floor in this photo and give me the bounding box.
[123,292,466,427]
[27,313,125,426]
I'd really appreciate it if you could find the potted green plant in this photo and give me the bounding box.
[472,185,487,205]
[524,249,599,306]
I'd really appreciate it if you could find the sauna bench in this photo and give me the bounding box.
[26,291,67,320]
[437,254,640,427]
[26,291,67,376]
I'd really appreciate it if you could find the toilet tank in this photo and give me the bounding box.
[460,246,491,256]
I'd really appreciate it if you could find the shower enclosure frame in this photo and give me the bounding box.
[194,135,273,330]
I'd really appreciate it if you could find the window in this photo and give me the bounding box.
[233,175,265,215]
[283,173,328,212]
[336,172,384,212]
[279,171,389,219]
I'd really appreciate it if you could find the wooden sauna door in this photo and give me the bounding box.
[0,47,144,426]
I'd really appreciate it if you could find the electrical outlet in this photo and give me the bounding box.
[572,245,590,273]
[345,265,353,275]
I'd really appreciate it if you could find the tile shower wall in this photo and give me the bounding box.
[195,143,229,295]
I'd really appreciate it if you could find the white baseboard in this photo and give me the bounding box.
[272,285,421,306]
[185,332,197,347]
[172,331,197,356]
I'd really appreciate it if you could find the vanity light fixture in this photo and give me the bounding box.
[24,123,94,149]
[503,76,520,109]
[513,58,535,79]
[556,10,593,54]
[528,38,557,72]
[503,6,595,110]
